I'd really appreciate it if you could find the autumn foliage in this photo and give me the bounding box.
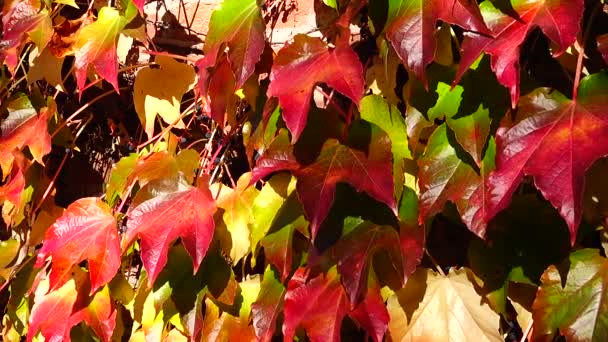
[2,0,608,341]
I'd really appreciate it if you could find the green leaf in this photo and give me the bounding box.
[532,249,608,341]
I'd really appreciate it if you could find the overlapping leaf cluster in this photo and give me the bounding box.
[1,0,608,341]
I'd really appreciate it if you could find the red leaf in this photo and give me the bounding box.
[283,268,349,342]
[252,138,395,240]
[260,222,296,282]
[455,0,584,105]
[73,7,128,93]
[206,56,237,127]
[268,35,364,142]
[70,287,116,342]
[0,97,54,176]
[35,198,120,294]
[0,167,25,210]
[202,0,265,87]
[0,1,49,71]
[349,282,389,342]
[132,0,145,14]
[385,0,490,85]
[27,279,78,342]
[251,266,286,342]
[480,72,608,244]
[124,184,216,286]
[331,222,404,305]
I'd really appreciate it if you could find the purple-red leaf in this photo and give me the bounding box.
[36,197,120,294]
[252,137,395,240]
[479,72,608,244]
[283,268,349,342]
[598,33,608,65]
[385,0,490,85]
[124,184,216,286]
[349,280,389,342]
[268,35,364,142]
[455,0,584,105]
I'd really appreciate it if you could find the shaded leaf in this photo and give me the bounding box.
[251,266,286,342]
[481,72,608,244]
[384,0,490,84]
[252,137,396,240]
[283,267,349,342]
[331,221,404,305]
[418,122,495,237]
[268,34,364,142]
[124,182,216,286]
[455,0,584,105]
[532,249,608,342]
[348,273,389,342]
[36,197,120,294]
[599,33,608,65]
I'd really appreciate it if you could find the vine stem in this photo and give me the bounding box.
[572,2,601,100]
[51,88,127,139]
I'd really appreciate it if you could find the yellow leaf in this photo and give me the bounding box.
[388,268,502,342]
[28,48,65,92]
[134,56,196,139]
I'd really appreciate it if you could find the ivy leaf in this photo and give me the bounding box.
[384,0,490,85]
[387,268,502,341]
[268,34,364,142]
[251,266,286,342]
[447,105,491,166]
[481,72,608,244]
[124,182,216,287]
[418,121,495,238]
[360,95,411,199]
[70,286,116,342]
[213,172,259,263]
[331,221,404,305]
[27,278,78,342]
[283,267,349,342]
[202,0,264,87]
[252,138,396,240]
[0,96,54,177]
[455,0,584,105]
[349,275,390,342]
[261,215,307,281]
[532,249,608,341]
[0,1,51,71]
[73,7,128,93]
[133,56,195,139]
[36,197,120,294]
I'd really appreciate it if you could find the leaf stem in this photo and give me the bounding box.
[572,2,601,100]
[30,150,69,221]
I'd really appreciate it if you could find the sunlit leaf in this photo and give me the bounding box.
[36,197,120,294]
[387,268,502,341]
[133,56,195,138]
[455,0,584,105]
[27,278,78,342]
[384,0,490,84]
[0,96,54,177]
[124,182,216,286]
[533,249,608,341]
[251,266,285,342]
[268,34,364,142]
[73,6,128,93]
[480,72,608,244]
